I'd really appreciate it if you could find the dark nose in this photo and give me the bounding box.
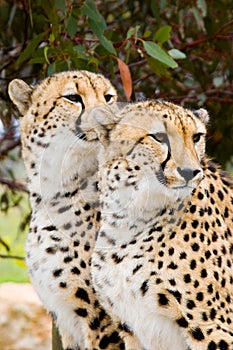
[177,167,201,182]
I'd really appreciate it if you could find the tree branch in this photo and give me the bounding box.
[0,254,25,260]
[0,177,29,193]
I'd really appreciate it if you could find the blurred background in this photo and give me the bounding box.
[0,1,232,347]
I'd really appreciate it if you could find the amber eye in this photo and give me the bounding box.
[150,132,167,143]
[64,94,84,109]
[104,94,114,104]
[193,133,203,143]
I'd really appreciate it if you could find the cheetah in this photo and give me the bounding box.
[8,70,127,350]
[78,101,233,350]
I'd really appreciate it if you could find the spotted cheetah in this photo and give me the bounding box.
[79,101,233,350]
[8,70,127,350]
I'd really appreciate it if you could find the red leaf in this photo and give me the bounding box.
[117,58,132,101]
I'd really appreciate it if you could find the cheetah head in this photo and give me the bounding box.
[8,71,117,183]
[79,101,209,212]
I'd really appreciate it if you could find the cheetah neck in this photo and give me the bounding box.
[97,196,187,247]
[22,127,99,210]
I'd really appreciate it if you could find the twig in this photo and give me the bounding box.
[0,254,25,261]
[0,138,21,156]
[0,177,29,193]
[0,238,10,252]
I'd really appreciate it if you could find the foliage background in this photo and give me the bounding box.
[0,0,233,280]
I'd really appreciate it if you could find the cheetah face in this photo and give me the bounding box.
[8,71,117,185]
[83,101,208,210]
[8,70,117,143]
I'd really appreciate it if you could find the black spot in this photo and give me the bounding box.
[140,280,149,295]
[187,300,196,309]
[217,190,224,201]
[196,292,204,301]
[191,243,200,252]
[167,262,178,269]
[133,264,143,274]
[63,223,72,230]
[89,317,100,330]
[46,247,57,254]
[80,260,86,268]
[64,256,73,263]
[205,250,211,259]
[168,248,174,255]
[71,267,80,275]
[201,269,207,278]
[210,308,216,320]
[176,317,188,328]
[192,220,199,228]
[198,191,204,200]
[73,240,80,247]
[84,243,90,251]
[181,221,187,230]
[58,205,72,213]
[43,225,57,231]
[184,274,191,283]
[191,327,205,340]
[168,289,181,303]
[75,288,90,304]
[83,203,91,211]
[111,253,125,264]
[74,308,87,317]
[158,293,169,306]
[202,312,208,321]
[59,282,66,288]
[158,261,163,269]
[120,323,131,333]
[189,205,196,213]
[208,341,217,350]
[169,279,176,286]
[53,269,62,277]
[180,252,187,259]
[99,332,121,349]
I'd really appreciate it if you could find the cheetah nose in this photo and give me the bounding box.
[177,167,201,182]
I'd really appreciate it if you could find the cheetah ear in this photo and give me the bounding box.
[193,108,209,125]
[8,79,33,115]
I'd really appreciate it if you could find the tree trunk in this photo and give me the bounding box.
[52,321,64,350]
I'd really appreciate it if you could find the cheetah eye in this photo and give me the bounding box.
[104,94,114,104]
[64,94,85,109]
[149,132,168,144]
[193,133,204,143]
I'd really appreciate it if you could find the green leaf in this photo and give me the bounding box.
[82,0,116,55]
[16,33,46,65]
[82,0,106,33]
[47,62,57,75]
[147,57,171,77]
[41,0,59,34]
[160,0,167,11]
[197,0,207,17]
[154,26,171,44]
[143,41,178,68]
[67,14,77,38]
[98,34,116,55]
[127,25,140,39]
[28,57,46,64]
[44,46,50,64]
[54,0,66,13]
[88,18,116,55]
[168,49,186,59]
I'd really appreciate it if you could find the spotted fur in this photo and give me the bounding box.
[8,70,128,350]
[83,101,233,350]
